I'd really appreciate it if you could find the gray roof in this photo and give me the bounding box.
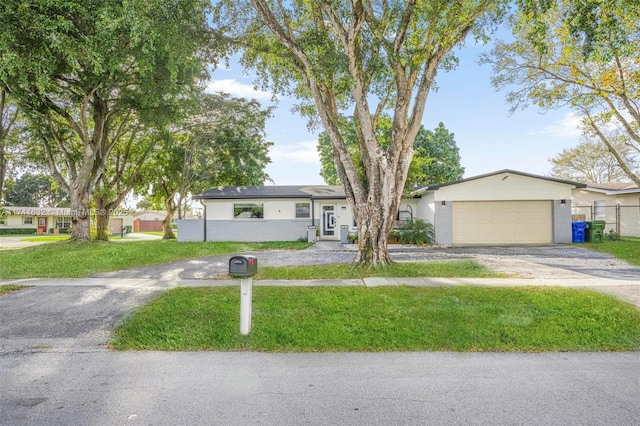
[194,185,346,200]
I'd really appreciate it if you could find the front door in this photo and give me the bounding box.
[321,205,337,239]
[37,217,47,234]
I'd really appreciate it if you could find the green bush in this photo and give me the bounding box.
[0,228,37,235]
[604,229,620,241]
[397,219,435,245]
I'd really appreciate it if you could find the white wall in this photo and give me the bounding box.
[434,173,573,201]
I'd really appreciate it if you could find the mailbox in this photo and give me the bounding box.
[229,255,258,278]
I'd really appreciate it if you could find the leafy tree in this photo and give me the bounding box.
[93,121,159,241]
[214,1,504,264]
[4,173,68,207]
[550,136,639,183]
[148,92,273,239]
[318,119,464,189]
[407,122,465,187]
[0,0,212,240]
[485,0,640,186]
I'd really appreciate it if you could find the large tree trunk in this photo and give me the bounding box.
[94,196,119,241]
[350,160,409,265]
[162,196,177,240]
[69,183,92,242]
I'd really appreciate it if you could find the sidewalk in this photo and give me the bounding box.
[4,275,639,307]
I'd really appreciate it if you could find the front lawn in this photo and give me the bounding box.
[20,235,72,242]
[110,286,640,352]
[253,260,503,280]
[0,240,311,279]
[584,237,640,266]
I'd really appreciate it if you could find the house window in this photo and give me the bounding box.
[594,200,606,219]
[295,203,310,218]
[56,216,72,229]
[23,216,34,225]
[233,203,264,219]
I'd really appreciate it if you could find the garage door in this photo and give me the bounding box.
[452,201,552,245]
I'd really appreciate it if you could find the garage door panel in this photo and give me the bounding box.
[453,201,552,245]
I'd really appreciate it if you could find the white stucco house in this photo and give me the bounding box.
[571,182,640,237]
[178,170,587,245]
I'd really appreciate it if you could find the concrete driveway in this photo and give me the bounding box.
[91,243,640,281]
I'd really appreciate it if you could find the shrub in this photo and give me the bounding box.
[604,229,620,241]
[397,219,435,245]
[0,228,37,235]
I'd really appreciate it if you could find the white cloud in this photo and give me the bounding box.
[269,140,320,165]
[205,79,273,100]
[536,112,583,138]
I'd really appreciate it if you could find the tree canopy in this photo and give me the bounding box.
[0,0,213,240]
[485,0,640,186]
[318,119,464,189]
[147,92,273,239]
[550,137,639,183]
[4,173,68,207]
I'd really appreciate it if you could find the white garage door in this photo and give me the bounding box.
[452,201,552,245]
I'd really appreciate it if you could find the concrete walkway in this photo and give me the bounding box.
[3,274,640,308]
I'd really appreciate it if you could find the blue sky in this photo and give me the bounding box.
[206,39,582,186]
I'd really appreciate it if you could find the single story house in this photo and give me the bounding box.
[0,206,135,235]
[571,183,640,237]
[180,170,586,245]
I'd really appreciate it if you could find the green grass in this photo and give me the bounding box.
[584,237,640,266]
[20,235,71,242]
[0,285,28,296]
[0,240,311,279]
[253,260,502,280]
[110,286,640,352]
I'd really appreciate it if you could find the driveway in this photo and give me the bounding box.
[92,243,640,281]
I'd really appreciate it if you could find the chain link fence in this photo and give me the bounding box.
[572,204,640,237]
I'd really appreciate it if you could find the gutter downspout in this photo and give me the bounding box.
[200,200,207,242]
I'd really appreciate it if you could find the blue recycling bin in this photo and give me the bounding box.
[572,222,587,243]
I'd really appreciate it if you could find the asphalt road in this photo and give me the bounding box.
[2,350,639,426]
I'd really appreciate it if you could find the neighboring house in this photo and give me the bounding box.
[571,183,640,237]
[180,170,586,245]
[134,210,168,221]
[131,210,197,232]
[0,206,135,235]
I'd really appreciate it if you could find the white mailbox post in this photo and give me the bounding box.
[239,277,253,335]
[229,255,258,335]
